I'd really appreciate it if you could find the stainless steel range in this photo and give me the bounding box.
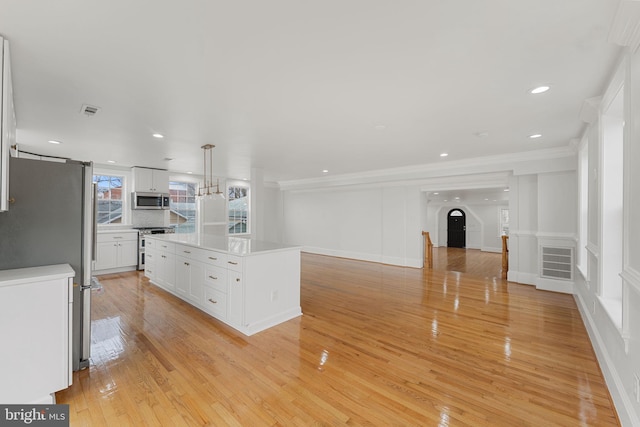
[134,227,175,270]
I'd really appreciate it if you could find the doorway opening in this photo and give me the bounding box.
[447,209,466,248]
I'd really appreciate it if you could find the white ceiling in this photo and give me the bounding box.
[0,0,623,183]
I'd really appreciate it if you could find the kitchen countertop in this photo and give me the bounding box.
[0,264,75,288]
[97,227,137,234]
[146,233,301,256]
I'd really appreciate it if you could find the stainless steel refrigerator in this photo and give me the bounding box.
[0,156,94,371]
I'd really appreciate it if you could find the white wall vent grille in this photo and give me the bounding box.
[541,247,573,280]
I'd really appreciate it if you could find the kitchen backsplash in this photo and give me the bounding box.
[131,210,168,227]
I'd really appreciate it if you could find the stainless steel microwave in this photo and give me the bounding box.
[131,192,170,210]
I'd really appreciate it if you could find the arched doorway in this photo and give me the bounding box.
[447,209,466,248]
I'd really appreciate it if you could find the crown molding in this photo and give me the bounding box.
[278,146,576,191]
[579,96,602,124]
[608,0,640,52]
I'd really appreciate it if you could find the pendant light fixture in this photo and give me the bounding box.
[197,144,225,200]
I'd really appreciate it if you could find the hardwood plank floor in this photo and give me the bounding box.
[57,253,620,426]
[432,247,504,279]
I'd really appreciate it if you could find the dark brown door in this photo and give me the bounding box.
[447,209,466,248]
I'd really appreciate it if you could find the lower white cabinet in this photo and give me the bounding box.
[144,236,302,336]
[95,231,138,272]
[0,264,74,403]
[148,241,175,292]
[176,254,205,303]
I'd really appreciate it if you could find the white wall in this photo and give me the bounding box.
[432,204,501,251]
[573,48,640,426]
[282,185,423,267]
[508,174,538,285]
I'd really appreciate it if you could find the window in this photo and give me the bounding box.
[600,84,624,328]
[169,181,197,233]
[500,208,509,236]
[228,184,249,234]
[94,175,123,224]
[577,139,588,277]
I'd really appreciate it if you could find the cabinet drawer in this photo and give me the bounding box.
[198,250,228,267]
[175,244,203,259]
[202,287,227,319]
[226,255,243,272]
[156,241,175,253]
[97,231,138,243]
[204,265,227,293]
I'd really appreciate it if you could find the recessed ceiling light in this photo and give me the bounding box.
[474,131,489,138]
[107,160,116,164]
[48,140,62,144]
[374,125,386,130]
[504,188,510,192]
[530,85,550,94]
[322,169,329,173]
[454,197,460,200]
[152,133,164,139]
[444,199,448,202]
[529,134,542,139]
[433,192,439,195]
[187,171,193,174]
[440,153,448,157]
[484,198,489,201]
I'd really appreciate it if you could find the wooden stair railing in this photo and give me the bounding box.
[422,231,433,269]
[501,235,509,279]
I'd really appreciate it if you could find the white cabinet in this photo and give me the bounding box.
[146,239,175,292]
[0,37,17,212]
[175,254,204,303]
[132,167,169,193]
[0,264,74,404]
[94,231,138,272]
[144,235,301,336]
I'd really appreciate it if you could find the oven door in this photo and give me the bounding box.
[137,234,145,270]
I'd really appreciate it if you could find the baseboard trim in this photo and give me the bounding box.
[574,292,640,427]
[302,246,422,268]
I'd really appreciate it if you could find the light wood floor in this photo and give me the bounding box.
[432,247,504,279]
[57,253,619,426]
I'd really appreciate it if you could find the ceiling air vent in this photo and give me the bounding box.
[80,104,100,116]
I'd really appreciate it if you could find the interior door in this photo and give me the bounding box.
[447,209,466,248]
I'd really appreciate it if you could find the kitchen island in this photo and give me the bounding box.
[144,234,302,336]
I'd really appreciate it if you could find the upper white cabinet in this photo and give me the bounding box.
[132,167,169,193]
[0,37,17,212]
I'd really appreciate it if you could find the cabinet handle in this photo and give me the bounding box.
[113,243,118,246]
[236,278,240,282]
[208,256,217,260]
[208,298,217,304]
[162,245,167,248]
[183,250,191,254]
[113,236,123,239]
[208,275,218,280]
[228,261,238,265]
[147,269,152,273]
[147,254,153,258]
[184,262,190,266]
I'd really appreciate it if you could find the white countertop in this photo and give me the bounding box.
[0,264,75,288]
[146,233,301,256]
[97,227,137,234]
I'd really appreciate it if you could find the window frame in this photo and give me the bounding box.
[93,173,126,225]
[169,180,198,234]
[227,181,250,235]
